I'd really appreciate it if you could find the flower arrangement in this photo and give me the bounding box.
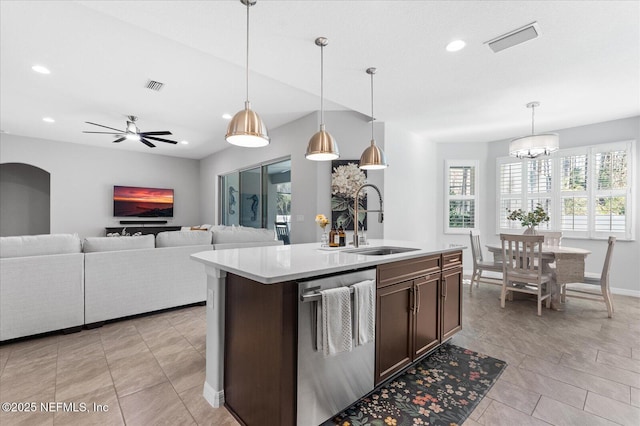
[506,203,550,229]
[315,214,330,230]
[331,163,367,200]
[331,162,367,230]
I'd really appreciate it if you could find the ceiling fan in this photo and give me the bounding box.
[83,116,178,148]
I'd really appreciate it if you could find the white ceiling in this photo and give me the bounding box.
[1,1,638,160]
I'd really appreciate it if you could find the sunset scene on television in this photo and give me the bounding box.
[113,186,174,217]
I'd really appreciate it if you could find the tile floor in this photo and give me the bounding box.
[0,283,639,425]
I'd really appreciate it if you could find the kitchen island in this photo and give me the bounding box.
[191,239,464,425]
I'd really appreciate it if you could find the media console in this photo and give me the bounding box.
[105,226,181,236]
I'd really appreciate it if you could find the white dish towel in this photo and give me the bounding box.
[352,279,376,346]
[317,286,353,357]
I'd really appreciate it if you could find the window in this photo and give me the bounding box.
[497,141,635,240]
[445,160,479,233]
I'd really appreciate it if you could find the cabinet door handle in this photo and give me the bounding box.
[442,279,447,300]
[416,286,420,313]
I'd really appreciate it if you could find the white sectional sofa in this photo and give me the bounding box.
[83,232,213,324]
[0,234,84,341]
[0,227,283,340]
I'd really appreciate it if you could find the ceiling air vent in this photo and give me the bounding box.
[485,22,540,53]
[145,80,164,91]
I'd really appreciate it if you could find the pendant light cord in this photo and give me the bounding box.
[245,0,250,104]
[320,43,324,126]
[531,103,535,135]
[370,70,375,141]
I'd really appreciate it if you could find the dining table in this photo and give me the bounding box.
[485,243,591,310]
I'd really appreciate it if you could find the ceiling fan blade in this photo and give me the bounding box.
[85,122,124,132]
[112,137,126,143]
[143,135,178,144]
[83,131,125,135]
[140,131,172,136]
[140,138,156,148]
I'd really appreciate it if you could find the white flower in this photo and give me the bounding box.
[331,163,367,199]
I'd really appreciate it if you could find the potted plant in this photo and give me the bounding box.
[506,203,550,234]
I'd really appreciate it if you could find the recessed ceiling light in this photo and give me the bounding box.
[32,65,51,74]
[180,140,189,145]
[222,113,232,120]
[42,117,55,123]
[446,40,466,52]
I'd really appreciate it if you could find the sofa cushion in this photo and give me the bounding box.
[0,234,82,258]
[212,227,275,244]
[83,234,155,253]
[156,231,212,247]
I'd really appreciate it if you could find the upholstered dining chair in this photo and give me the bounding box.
[469,231,503,294]
[561,236,616,318]
[500,234,552,316]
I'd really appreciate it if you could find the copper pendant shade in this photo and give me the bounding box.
[225,0,269,148]
[359,68,388,170]
[306,37,339,161]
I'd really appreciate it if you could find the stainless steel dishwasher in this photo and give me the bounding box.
[297,268,376,425]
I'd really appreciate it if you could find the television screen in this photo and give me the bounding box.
[113,186,174,217]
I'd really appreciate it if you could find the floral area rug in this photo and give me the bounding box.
[322,344,506,426]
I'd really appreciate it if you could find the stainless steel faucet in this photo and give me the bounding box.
[353,183,383,247]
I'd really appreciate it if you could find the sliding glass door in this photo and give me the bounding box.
[219,158,291,230]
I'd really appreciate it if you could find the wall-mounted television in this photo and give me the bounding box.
[113,185,174,217]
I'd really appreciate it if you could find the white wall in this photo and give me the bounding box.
[0,134,201,238]
[384,124,437,242]
[437,116,640,295]
[199,110,384,244]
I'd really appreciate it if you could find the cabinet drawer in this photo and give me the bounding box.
[442,251,462,270]
[377,255,441,288]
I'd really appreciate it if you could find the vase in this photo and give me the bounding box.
[523,225,537,235]
[320,229,329,247]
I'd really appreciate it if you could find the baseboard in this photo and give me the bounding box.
[203,381,224,408]
[610,287,640,298]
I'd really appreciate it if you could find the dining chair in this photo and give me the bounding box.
[469,231,503,294]
[538,231,563,247]
[500,234,552,316]
[274,222,291,245]
[561,236,616,318]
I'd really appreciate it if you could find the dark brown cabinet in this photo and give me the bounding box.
[413,274,441,358]
[441,252,463,341]
[375,251,463,385]
[376,279,414,383]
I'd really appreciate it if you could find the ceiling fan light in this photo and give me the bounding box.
[305,126,339,161]
[225,102,270,147]
[359,140,388,170]
[126,133,141,141]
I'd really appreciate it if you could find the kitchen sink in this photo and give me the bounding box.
[344,246,420,256]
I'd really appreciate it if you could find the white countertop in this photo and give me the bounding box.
[190,239,465,284]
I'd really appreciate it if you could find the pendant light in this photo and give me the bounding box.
[359,67,388,170]
[509,101,559,159]
[225,0,269,148]
[305,37,339,161]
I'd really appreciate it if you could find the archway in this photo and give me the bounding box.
[0,163,51,236]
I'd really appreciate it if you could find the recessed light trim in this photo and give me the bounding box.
[32,65,51,74]
[222,113,232,120]
[42,117,55,123]
[446,40,466,52]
